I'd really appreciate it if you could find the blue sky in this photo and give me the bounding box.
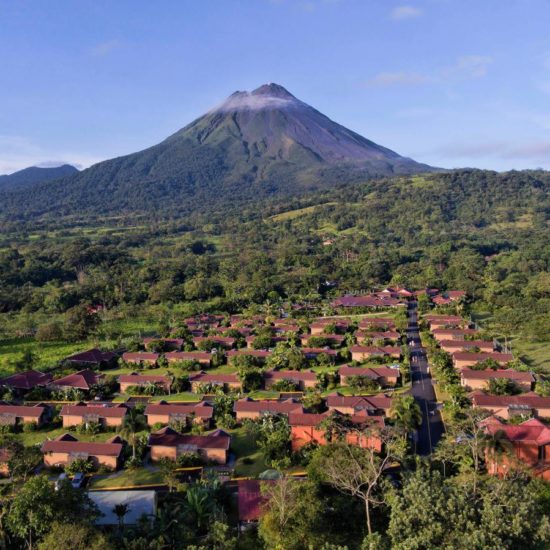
[1,0,550,173]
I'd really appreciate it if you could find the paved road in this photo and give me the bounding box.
[406,301,445,455]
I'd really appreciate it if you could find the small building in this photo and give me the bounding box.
[480,416,550,481]
[350,346,401,362]
[144,402,214,427]
[326,393,392,416]
[452,352,514,370]
[355,331,400,344]
[233,397,303,421]
[431,328,479,342]
[439,340,494,354]
[460,368,534,392]
[0,403,48,427]
[143,338,184,351]
[338,366,400,387]
[189,371,242,392]
[148,427,230,464]
[121,352,159,366]
[263,370,318,391]
[165,351,212,366]
[424,315,468,330]
[238,479,270,525]
[0,370,52,393]
[89,490,157,526]
[309,319,350,335]
[64,348,118,369]
[192,336,236,349]
[42,433,123,470]
[60,403,127,428]
[50,369,103,392]
[358,318,396,331]
[119,373,172,394]
[470,392,550,420]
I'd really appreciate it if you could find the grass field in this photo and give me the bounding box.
[89,467,163,489]
[17,426,120,447]
[228,426,268,477]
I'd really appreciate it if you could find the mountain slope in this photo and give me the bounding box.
[0,84,436,219]
[0,164,78,192]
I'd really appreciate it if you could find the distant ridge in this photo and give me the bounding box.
[0,164,78,193]
[0,84,436,219]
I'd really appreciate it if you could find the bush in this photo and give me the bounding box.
[36,322,63,342]
[125,455,143,470]
[65,457,94,475]
[22,422,38,433]
[177,452,203,467]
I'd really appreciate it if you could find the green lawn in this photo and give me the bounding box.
[17,426,119,447]
[228,426,268,478]
[89,467,163,489]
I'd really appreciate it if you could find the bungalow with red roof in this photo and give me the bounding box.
[355,331,400,344]
[309,319,350,335]
[165,351,212,367]
[148,427,231,464]
[460,368,534,392]
[143,338,184,351]
[339,366,400,387]
[233,397,303,421]
[192,336,236,349]
[144,402,214,427]
[288,411,384,452]
[480,416,550,481]
[42,433,123,471]
[431,328,479,342]
[350,345,401,362]
[358,318,396,330]
[470,392,550,420]
[326,393,392,416]
[189,371,242,392]
[60,403,127,428]
[64,348,118,369]
[302,347,339,361]
[121,352,159,366]
[439,340,494,354]
[0,404,48,427]
[0,370,52,393]
[263,370,318,391]
[118,373,172,394]
[331,295,403,309]
[50,369,103,391]
[424,315,468,329]
[237,479,272,524]
[452,351,514,370]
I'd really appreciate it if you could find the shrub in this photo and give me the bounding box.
[22,422,38,433]
[65,457,94,475]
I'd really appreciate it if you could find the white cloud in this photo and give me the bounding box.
[390,5,422,20]
[435,140,550,161]
[365,71,430,87]
[452,55,493,78]
[90,40,120,57]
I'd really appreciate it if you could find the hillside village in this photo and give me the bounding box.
[0,286,548,547]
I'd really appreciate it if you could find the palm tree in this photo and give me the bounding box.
[113,503,129,532]
[185,485,213,532]
[120,407,147,459]
[390,395,423,435]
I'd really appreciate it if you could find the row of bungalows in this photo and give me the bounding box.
[331,294,404,309]
[355,330,400,344]
[480,416,550,481]
[431,328,479,342]
[119,373,172,393]
[423,314,469,330]
[452,351,514,370]
[460,368,534,392]
[60,403,128,428]
[470,392,550,420]
[349,345,401,362]
[439,340,495,354]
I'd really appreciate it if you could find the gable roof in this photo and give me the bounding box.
[471,393,550,409]
[65,348,118,363]
[118,373,171,385]
[122,352,159,362]
[233,398,303,415]
[51,369,102,390]
[144,402,214,419]
[481,416,550,445]
[238,480,270,522]
[452,352,514,364]
[42,433,123,457]
[0,370,52,390]
[147,426,230,450]
[264,370,318,382]
[60,404,127,418]
[326,393,392,411]
[0,404,46,418]
[460,368,533,382]
[189,371,240,384]
[339,366,400,379]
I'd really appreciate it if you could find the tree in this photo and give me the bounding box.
[7,444,41,481]
[486,377,517,396]
[63,304,100,341]
[389,395,422,435]
[256,414,292,469]
[308,428,406,536]
[119,406,147,459]
[113,503,129,532]
[37,522,112,550]
[158,457,179,492]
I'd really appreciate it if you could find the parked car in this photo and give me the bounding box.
[71,472,86,489]
[54,473,67,491]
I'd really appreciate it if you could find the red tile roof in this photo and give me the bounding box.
[453,352,514,365]
[326,393,392,411]
[144,402,214,419]
[60,404,127,418]
[148,427,230,450]
[165,351,212,362]
[481,417,550,445]
[51,369,103,390]
[233,398,303,415]
[189,371,240,384]
[264,370,318,382]
[118,373,171,386]
[0,370,52,390]
[42,433,123,457]
[238,479,271,522]
[339,366,400,379]
[0,404,46,418]
[460,368,534,382]
[122,352,159,363]
[65,348,118,363]
[471,393,550,409]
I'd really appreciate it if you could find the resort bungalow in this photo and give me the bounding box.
[338,366,400,387]
[64,348,118,369]
[233,397,303,421]
[0,403,48,427]
[50,369,103,392]
[60,403,127,428]
[42,434,123,471]
[237,479,271,525]
[0,370,52,393]
[118,373,172,393]
[263,370,318,391]
[355,331,400,344]
[480,416,550,481]
[470,392,550,420]
[165,351,212,367]
[144,402,214,427]
[452,351,514,370]
[424,315,468,329]
[358,318,396,331]
[121,352,159,366]
[148,427,231,464]
[326,393,392,416]
[143,338,184,351]
[288,411,384,451]
[192,336,236,349]
[189,371,242,392]
[439,340,494,354]
[460,368,534,392]
[431,328,479,342]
